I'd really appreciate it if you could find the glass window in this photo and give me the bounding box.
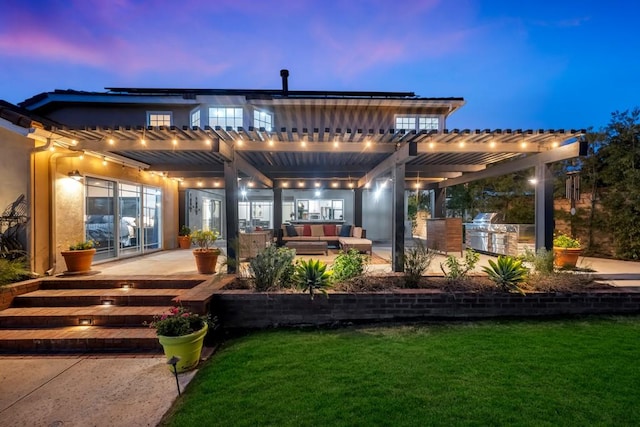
[209,107,243,129]
[395,116,439,131]
[191,109,201,128]
[85,178,116,261]
[85,178,162,261]
[253,110,273,131]
[148,112,172,126]
[143,187,162,250]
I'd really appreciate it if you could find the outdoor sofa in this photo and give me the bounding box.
[278,223,372,254]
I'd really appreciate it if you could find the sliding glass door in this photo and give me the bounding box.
[85,178,162,261]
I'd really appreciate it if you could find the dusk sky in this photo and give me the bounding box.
[1,0,638,130]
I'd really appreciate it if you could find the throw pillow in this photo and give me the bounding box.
[311,224,324,237]
[286,225,298,237]
[352,227,363,238]
[339,224,352,237]
[303,224,312,236]
[323,224,337,236]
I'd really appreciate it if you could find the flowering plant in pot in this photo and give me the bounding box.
[178,225,192,249]
[553,233,582,268]
[148,304,211,372]
[191,229,221,274]
[61,240,97,273]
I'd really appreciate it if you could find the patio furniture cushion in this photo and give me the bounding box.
[339,224,352,237]
[286,225,298,237]
[311,224,324,237]
[352,226,363,238]
[303,224,312,236]
[323,224,336,236]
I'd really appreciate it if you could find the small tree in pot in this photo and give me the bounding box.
[191,229,220,274]
[553,233,582,268]
[61,240,97,274]
[178,225,192,249]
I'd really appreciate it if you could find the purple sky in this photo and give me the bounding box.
[1,0,638,130]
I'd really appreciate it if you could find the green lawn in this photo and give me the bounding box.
[162,317,640,427]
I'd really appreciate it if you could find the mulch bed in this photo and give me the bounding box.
[222,272,611,294]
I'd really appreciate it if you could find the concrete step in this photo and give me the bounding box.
[11,289,184,307]
[0,326,162,353]
[0,306,171,328]
[40,278,203,290]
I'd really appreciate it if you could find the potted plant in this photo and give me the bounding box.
[191,229,221,274]
[553,233,582,268]
[60,240,97,273]
[178,225,192,249]
[148,304,210,373]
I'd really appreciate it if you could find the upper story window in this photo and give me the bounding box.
[209,107,243,129]
[147,112,172,127]
[191,109,201,128]
[253,110,273,131]
[395,116,439,131]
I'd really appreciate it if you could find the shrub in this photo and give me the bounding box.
[179,225,191,236]
[249,245,296,291]
[68,240,96,250]
[0,256,31,286]
[331,249,369,283]
[403,240,435,287]
[294,259,332,299]
[519,247,555,276]
[482,255,528,295]
[440,248,480,283]
[553,233,581,248]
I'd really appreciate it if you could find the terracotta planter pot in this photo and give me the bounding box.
[193,249,220,274]
[60,248,96,273]
[177,236,191,249]
[553,247,583,268]
[158,323,208,373]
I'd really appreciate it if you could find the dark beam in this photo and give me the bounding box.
[392,164,406,272]
[224,161,239,273]
[437,141,583,188]
[357,141,417,188]
[234,154,273,188]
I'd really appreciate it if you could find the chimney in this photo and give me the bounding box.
[280,69,289,96]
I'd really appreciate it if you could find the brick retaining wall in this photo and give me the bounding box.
[212,288,640,328]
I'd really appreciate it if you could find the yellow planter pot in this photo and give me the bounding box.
[158,323,208,373]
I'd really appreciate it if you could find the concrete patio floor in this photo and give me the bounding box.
[2,244,639,427]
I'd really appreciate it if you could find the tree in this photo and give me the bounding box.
[590,108,640,259]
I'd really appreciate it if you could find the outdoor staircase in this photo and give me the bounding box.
[0,277,222,353]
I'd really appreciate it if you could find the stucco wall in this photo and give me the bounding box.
[0,126,32,261]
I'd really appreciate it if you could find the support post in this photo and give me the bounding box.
[273,187,282,232]
[392,164,405,272]
[354,188,363,227]
[224,161,239,273]
[431,188,446,218]
[534,163,554,250]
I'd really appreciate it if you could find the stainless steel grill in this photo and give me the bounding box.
[464,213,535,256]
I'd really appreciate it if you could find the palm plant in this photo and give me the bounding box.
[482,255,528,295]
[294,259,332,299]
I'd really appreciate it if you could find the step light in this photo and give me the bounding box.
[79,318,93,326]
[101,299,115,306]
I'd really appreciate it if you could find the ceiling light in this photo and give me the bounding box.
[172,139,177,146]
[102,157,107,166]
[298,181,304,187]
[332,182,338,188]
[314,182,321,188]
[109,138,114,145]
[282,181,289,187]
[141,139,146,145]
[206,139,211,145]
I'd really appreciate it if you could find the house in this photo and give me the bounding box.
[0,70,585,274]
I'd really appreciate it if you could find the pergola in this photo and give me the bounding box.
[41,124,587,271]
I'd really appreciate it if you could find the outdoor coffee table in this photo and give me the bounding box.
[285,241,328,255]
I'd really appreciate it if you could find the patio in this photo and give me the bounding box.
[94,244,640,287]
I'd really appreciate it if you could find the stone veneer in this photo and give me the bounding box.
[212,288,640,329]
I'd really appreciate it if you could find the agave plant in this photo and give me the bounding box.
[482,255,528,295]
[294,259,332,299]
